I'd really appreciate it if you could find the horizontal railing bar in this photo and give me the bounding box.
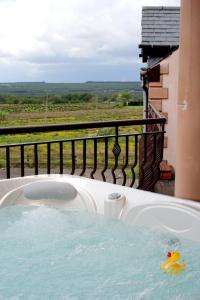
[0,118,166,135]
[0,131,165,148]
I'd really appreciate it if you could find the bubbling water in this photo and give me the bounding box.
[0,206,199,300]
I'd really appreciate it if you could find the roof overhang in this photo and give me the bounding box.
[139,45,179,63]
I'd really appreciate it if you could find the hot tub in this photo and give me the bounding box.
[0,175,200,299]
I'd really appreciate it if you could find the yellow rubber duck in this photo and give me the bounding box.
[161,251,186,275]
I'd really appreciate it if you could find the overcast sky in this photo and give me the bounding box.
[0,0,180,83]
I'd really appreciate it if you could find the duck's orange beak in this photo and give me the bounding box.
[167,252,172,258]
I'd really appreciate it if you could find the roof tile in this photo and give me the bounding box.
[141,6,180,46]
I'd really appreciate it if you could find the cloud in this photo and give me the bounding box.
[0,0,180,82]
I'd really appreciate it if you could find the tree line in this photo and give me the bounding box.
[0,92,142,105]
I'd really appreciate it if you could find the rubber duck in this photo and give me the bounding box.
[161,251,186,275]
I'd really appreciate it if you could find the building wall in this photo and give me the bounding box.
[148,49,179,170]
[162,49,179,169]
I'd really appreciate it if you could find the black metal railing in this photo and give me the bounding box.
[0,118,166,190]
[136,103,166,190]
[147,103,165,131]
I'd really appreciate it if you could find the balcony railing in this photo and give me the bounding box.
[0,118,166,191]
[147,103,165,131]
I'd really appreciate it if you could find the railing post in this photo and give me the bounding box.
[6,146,10,179]
[20,145,24,177]
[34,144,38,175]
[112,126,121,184]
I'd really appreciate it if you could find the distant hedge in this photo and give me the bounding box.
[0,93,95,104]
[127,100,143,106]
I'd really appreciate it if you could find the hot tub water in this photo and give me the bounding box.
[0,205,200,300]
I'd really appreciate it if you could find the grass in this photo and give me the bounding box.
[0,103,143,143]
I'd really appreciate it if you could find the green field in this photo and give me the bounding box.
[0,102,143,144]
[0,102,142,181]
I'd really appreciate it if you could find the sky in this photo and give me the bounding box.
[0,0,180,83]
